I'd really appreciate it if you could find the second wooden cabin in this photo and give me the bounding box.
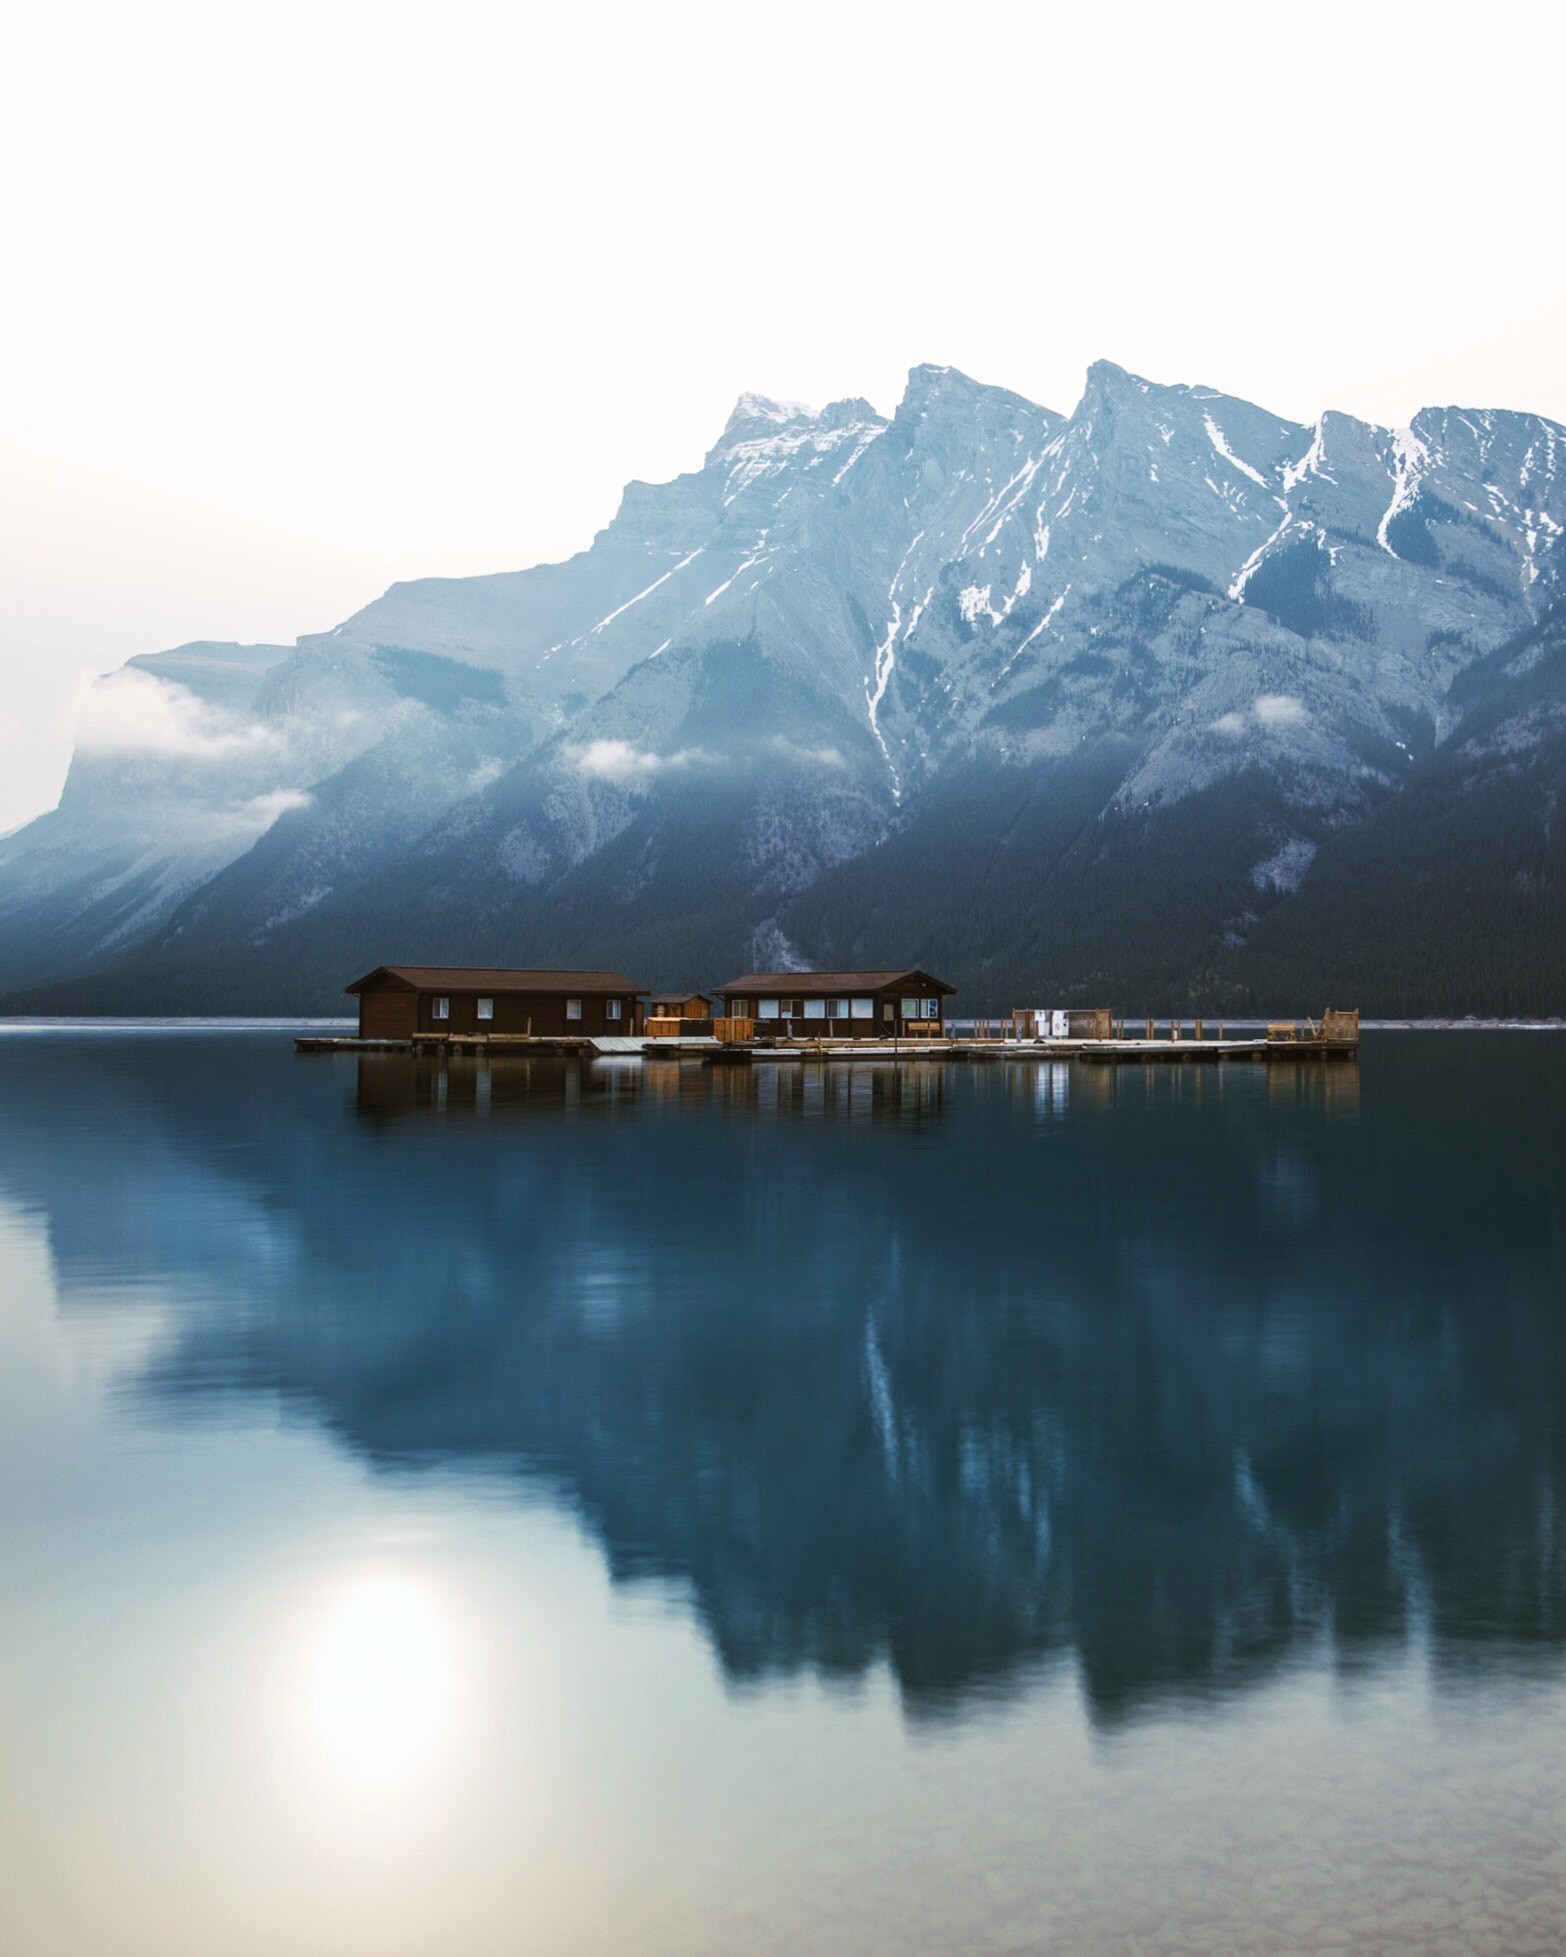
[715,968,957,1040]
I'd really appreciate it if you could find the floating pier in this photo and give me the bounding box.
[295,1023,1357,1065]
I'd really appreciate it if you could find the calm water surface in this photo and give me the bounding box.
[1,1031,1564,1955]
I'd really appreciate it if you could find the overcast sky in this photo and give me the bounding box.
[2,0,1562,831]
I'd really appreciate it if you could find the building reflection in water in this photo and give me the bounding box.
[355,1052,952,1128]
[0,1034,1555,1727]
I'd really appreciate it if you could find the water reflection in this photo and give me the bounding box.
[353,1051,954,1126]
[0,1034,1560,1725]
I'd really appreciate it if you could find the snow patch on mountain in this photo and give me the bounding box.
[1377,427,1430,555]
[747,917,815,974]
[712,397,888,505]
[584,547,707,637]
[1204,414,1269,489]
[1228,512,1296,602]
[1251,839,1317,892]
[959,585,1001,628]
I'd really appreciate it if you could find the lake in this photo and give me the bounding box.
[1,1029,1563,1955]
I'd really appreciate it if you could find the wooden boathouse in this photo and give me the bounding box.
[346,966,648,1040]
[715,968,957,1040]
[646,992,713,1036]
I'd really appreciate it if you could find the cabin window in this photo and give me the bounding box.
[757,999,779,1019]
[803,999,826,1020]
[566,998,582,1021]
[925,998,940,1019]
[606,998,622,1021]
[433,996,450,1021]
[729,998,749,1017]
[823,998,846,1018]
[477,997,494,1021]
[901,998,919,1017]
[851,997,873,1018]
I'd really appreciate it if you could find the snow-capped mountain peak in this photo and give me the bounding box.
[4,359,1565,1015]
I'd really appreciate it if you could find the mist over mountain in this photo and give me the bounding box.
[3,361,1563,1014]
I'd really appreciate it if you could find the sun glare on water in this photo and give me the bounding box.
[310,1576,453,1785]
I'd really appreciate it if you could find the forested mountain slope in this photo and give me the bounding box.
[3,364,1562,1013]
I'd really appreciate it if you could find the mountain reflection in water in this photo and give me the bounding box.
[2,1032,1562,1725]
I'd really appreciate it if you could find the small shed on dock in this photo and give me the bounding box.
[715,969,956,1040]
[645,991,714,1039]
[647,992,712,1020]
[346,966,648,1039]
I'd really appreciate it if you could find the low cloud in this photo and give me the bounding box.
[75,668,282,761]
[1211,694,1310,738]
[769,735,846,767]
[211,789,314,837]
[243,788,312,824]
[569,737,709,783]
[1254,693,1308,728]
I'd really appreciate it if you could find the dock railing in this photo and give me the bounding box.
[1267,1010,1359,1044]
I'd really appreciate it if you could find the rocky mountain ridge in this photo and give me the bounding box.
[2,359,1562,1013]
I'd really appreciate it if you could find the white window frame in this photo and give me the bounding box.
[566,998,582,1021]
[851,997,873,1018]
[606,998,622,1021]
[803,998,826,1020]
[758,999,780,1020]
[432,996,450,1021]
[477,997,494,1021]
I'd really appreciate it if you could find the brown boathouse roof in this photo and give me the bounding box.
[346,965,647,996]
[716,968,956,996]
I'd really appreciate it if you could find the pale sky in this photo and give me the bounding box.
[2,0,1562,831]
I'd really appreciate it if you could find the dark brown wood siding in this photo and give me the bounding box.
[416,990,634,1037]
[359,987,417,1039]
[722,987,945,1038]
[353,972,642,1038]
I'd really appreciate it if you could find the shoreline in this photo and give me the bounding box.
[0,1015,1562,1033]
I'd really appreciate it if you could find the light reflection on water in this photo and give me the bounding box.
[0,1031,1563,1954]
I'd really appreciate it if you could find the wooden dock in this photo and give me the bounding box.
[298,1031,1356,1065]
[1075,1037,1357,1065]
[294,1033,602,1055]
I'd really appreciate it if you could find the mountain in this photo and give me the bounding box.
[3,363,1564,1014]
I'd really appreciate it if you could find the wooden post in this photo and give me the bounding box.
[1146,1019,1155,1042]
[1194,1018,1203,1042]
